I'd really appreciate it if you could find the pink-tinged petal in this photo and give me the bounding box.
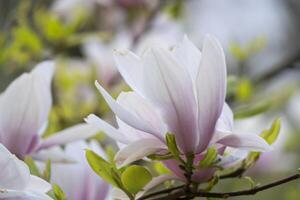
[0,61,55,157]
[196,35,227,153]
[142,48,198,153]
[39,124,99,149]
[218,149,248,168]
[31,147,76,163]
[114,138,166,168]
[113,50,143,93]
[95,81,156,135]
[117,91,167,140]
[116,117,153,142]
[216,103,234,132]
[85,114,131,144]
[0,144,30,190]
[217,133,272,152]
[172,35,202,80]
[26,175,51,193]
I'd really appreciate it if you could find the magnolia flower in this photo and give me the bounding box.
[43,141,111,200]
[0,144,52,200]
[0,61,98,159]
[86,35,271,182]
[82,33,131,86]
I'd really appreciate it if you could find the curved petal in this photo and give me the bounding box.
[94,81,156,135]
[172,35,201,80]
[114,138,166,168]
[0,189,52,200]
[84,114,131,144]
[142,48,198,153]
[26,175,51,193]
[39,124,99,149]
[113,50,143,93]
[0,61,55,157]
[196,35,227,153]
[117,91,167,140]
[217,133,272,152]
[0,144,30,190]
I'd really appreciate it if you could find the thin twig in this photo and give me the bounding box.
[138,173,300,200]
[137,185,184,200]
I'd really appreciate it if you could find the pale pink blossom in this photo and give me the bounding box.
[0,61,99,159]
[0,144,52,200]
[86,35,271,182]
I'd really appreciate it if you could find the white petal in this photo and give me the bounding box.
[217,133,272,152]
[117,91,166,140]
[172,35,202,80]
[114,138,165,168]
[136,175,180,199]
[113,50,143,93]
[0,61,55,156]
[31,147,76,163]
[95,81,155,135]
[0,144,30,190]
[218,149,248,168]
[39,124,99,149]
[84,114,131,144]
[196,35,227,152]
[26,175,51,193]
[216,103,234,132]
[142,48,198,153]
[0,189,53,200]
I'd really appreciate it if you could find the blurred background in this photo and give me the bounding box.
[0,0,300,199]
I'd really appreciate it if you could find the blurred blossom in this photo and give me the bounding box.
[83,33,131,86]
[0,61,99,159]
[51,0,112,22]
[86,35,271,182]
[0,144,52,200]
[47,141,111,200]
[184,0,297,76]
[235,116,294,173]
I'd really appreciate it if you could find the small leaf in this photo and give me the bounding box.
[148,153,174,160]
[85,150,119,187]
[52,184,67,200]
[24,156,41,177]
[121,165,152,194]
[199,147,218,168]
[166,133,180,158]
[260,118,281,145]
[43,160,51,182]
[154,162,171,175]
[243,176,256,189]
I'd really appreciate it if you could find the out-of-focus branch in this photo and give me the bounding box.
[254,51,300,84]
[130,1,164,49]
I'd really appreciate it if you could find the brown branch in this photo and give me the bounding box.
[138,173,300,200]
[137,185,184,200]
[130,1,164,49]
[190,173,300,199]
[219,168,246,180]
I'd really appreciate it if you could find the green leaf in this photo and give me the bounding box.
[234,100,271,119]
[154,162,171,175]
[85,149,119,187]
[243,176,256,189]
[24,156,41,177]
[43,160,51,182]
[199,147,218,168]
[52,184,67,200]
[166,133,180,158]
[148,153,174,160]
[121,165,152,194]
[260,118,281,145]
